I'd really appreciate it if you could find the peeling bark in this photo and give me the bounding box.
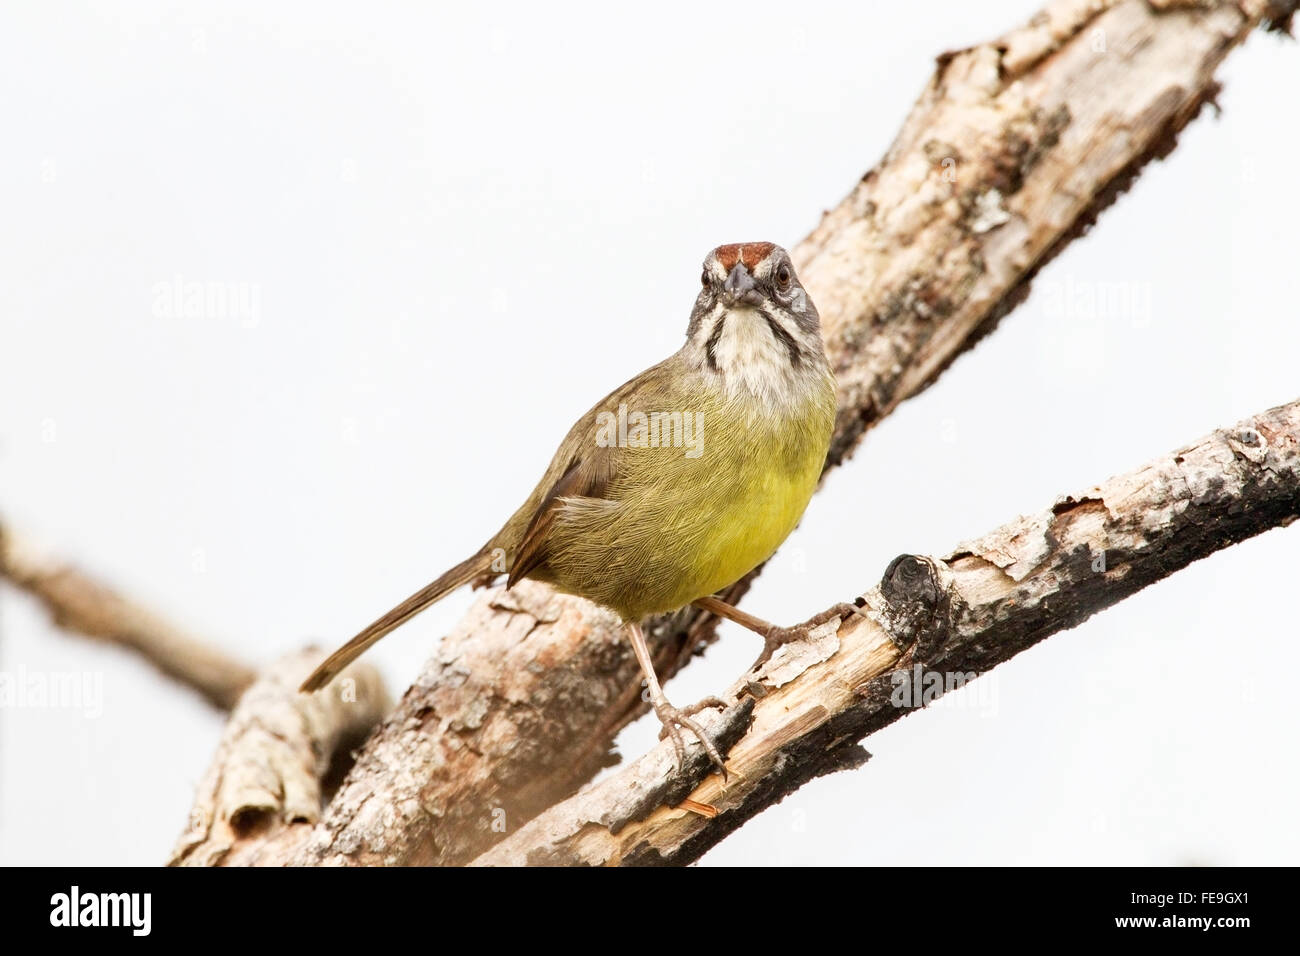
[185,0,1296,865]
[169,650,389,866]
[473,400,1300,866]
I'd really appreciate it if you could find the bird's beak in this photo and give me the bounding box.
[723,263,763,306]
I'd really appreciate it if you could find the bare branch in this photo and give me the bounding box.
[0,519,256,710]
[193,0,1295,865]
[474,399,1300,865]
[169,648,389,866]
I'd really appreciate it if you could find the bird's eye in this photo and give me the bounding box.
[775,263,793,290]
[701,269,710,287]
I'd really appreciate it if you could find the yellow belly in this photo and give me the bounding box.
[677,457,820,604]
[541,390,834,621]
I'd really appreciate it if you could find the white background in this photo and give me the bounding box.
[2,1,1297,866]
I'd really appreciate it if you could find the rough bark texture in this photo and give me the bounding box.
[473,400,1300,866]
[169,649,389,866]
[184,0,1296,865]
[801,0,1284,467]
[0,519,256,710]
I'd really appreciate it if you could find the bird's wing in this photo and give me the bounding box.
[502,357,683,586]
[507,441,620,586]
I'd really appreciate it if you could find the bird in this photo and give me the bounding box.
[301,242,841,774]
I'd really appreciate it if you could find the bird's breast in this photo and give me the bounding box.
[543,370,836,619]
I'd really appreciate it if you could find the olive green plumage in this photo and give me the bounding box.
[495,353,834,619]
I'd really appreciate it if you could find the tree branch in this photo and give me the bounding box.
[169,648,389,866]
[473,399,1300,865]
[0,519,256,710]
[192,0,1296,865]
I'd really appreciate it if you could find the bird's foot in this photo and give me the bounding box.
[752,602,862,670]
[654,697,728,778]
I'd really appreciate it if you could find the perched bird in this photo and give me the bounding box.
[301,242,840,773]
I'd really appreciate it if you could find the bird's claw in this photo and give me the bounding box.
[752,602,862,670]
[654,698,728,778]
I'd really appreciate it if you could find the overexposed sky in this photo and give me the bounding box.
[2,1,1297,866]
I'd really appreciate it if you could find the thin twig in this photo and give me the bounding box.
[0,520,256,710]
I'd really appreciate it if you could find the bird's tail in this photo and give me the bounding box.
[299,550,495,692]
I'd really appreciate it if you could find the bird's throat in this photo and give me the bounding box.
[707,307,822,404]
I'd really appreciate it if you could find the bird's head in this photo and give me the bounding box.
[685,242,825,378]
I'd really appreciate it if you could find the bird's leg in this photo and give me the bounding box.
[692,595,777,636]
[693,595,863,669]
[626,621,727,777]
